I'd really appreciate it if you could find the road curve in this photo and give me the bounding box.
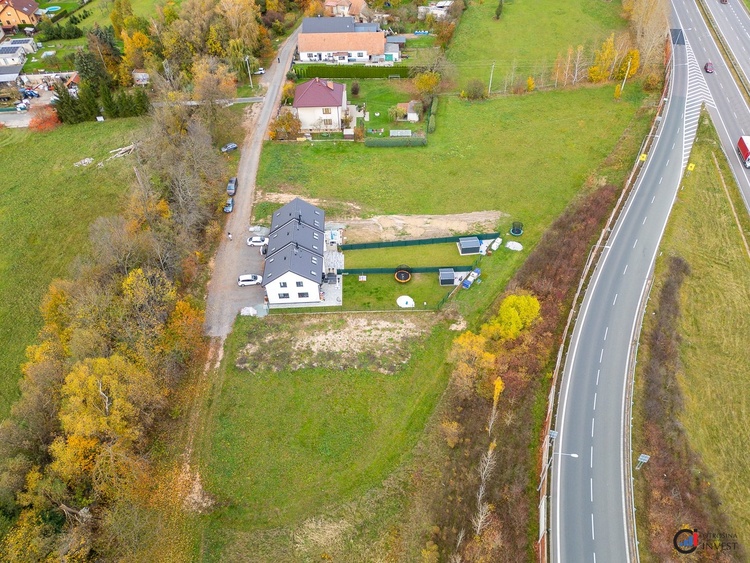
[551,28,691,563]
[203,29,300,337]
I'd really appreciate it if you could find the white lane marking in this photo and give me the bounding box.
[613,293,618,306]
[659,177,663,184]
[593,392,597,410]
[596,369,600,385]
[671,142,675,150]
[591,513,595,540]
[599,349,604,363]
[623,264,628,275]
[633,239,638,248]
[590,445,594,468]
[594,554,596,563]
[604,327,608,340]
[643,216,648,224]
[666,159,670,166]
[591,417,595,437]
[651,196,655,203]
[591,478,594,502]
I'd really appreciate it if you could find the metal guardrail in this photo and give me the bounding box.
[537,43,674,563]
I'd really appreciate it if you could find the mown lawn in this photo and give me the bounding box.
[344,242,479,269]
[24,37,85,73]
[637,118,750,546]
[199,317,455,559]
[258,84,646,245]
[0,118,144,418]
[449,0,627,87]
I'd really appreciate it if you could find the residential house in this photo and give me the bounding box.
[292,77,348,131]
[0,44,24,66]
[0,62,20,82]
[297,16,398,63]
[263,198,327,305]
[2,36,36,53]
[132,69,150,85]
[0,0,39,28]
[417,0,454,20]
[324,0,351,17]
[396,100,421,123]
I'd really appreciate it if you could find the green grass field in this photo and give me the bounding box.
[640,119,750,544]
[258,84,646,243]
[25,37,85,73]
[199,317,455,559]
[0,118,144,418]
[449,0,627,87]
[344,242,478,269]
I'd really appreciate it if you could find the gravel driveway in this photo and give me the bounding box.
[203,28,301,337]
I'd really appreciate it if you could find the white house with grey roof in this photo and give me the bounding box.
[263,198,326,305]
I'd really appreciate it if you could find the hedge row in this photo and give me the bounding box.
[294,64,409,79]
[365,136,427,147]
[50,9,68,22]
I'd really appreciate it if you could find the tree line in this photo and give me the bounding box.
[0,86,229,558]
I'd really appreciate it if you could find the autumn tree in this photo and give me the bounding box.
[615,49,640,80]
[588,33,616,83]
[121,30,152,74]
[480,293,541,341]
[449,331,496,399]
[29,106,60,132]
[413,71,441,102]
[218,0,260,49]
[110,0,133,38]
[269,111,302,140]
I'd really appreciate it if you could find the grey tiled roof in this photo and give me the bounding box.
[270,197,325,232]
[262,244,324,286]
[266,219,324,257]
[302,16,355,33]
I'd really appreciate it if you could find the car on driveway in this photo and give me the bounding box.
[226,176,237,195]
[221,142,238,153]
[223,197,234,213]
[238,274,262,286]
[704,61,714,73]
[253,68,265,75]
[247,236,269,247]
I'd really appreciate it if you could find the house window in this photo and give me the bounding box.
[323,119,332,126]
[278,293,290,299]
[357,52,364,57]
[296,281,304,287]
[298,292,309,298]
[279,281,287,288]
[322,108,332,114]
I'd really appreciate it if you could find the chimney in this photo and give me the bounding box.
[327,81,334,90]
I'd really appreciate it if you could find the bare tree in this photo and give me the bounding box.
[472,502,491,536]
[572,45,587,85]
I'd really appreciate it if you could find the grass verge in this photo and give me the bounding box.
[633,114,750,559]
[0,118,144,419]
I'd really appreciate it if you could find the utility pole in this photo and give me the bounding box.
[245,56,253,89]
[488,61,496,97]
[620,57,632,94]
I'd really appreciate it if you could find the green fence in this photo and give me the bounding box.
[340,233,500,251]
[364,136,427,147]
[294,64,410,79]
[338,265,474,275]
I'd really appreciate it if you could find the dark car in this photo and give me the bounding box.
[704,61,714,73]
[223,197,234,213]
[226,177,237,196]
[221,142,238,153]
[21,89,40,99]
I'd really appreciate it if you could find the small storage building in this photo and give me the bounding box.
[439,268,455,286]
[458,236,481,255]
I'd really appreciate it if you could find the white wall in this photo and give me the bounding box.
[266,273,321,305]
[296,105,343,131]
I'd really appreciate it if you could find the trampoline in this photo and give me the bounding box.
[395,264,412,283]
[510,222,524,236]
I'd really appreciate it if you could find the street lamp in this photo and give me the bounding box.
[244,55,253,89]
[537,451,579,491]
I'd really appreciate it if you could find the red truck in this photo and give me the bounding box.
[738,136,750,168]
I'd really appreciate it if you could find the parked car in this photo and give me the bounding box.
[704,61,714,73]
[15,102,28,111]
[253,67,265,75]
[238,274,263,286]
[223,197,234,213]
[226,176,237,196]
[221,142,238,153]
[247,236,269,247]
[21,89,39,99]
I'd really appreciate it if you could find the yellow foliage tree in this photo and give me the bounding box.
[450,331,496,398]
[615,49,640,80]
[122,30,152,71]
[413,71,441,100]
[526,76,535,92]
[588,33,616,83]
[481,293,541,341]
[441,420,462,448]
[49,434,99,487]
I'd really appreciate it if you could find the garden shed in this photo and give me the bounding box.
[439,268,455,286]
[458,236,481,255]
